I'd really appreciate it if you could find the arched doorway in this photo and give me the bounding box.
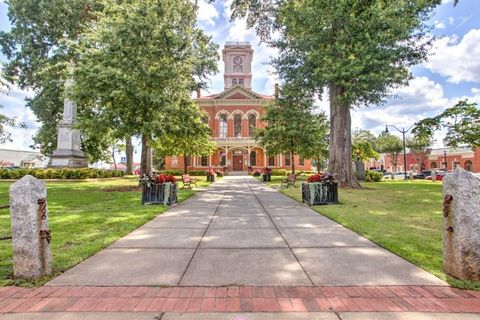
[232,149,244,171]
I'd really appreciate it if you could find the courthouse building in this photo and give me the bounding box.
[164,42,312,173]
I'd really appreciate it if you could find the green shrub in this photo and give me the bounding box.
[365,170,383,182]
[188,170,207,176]
[0,168,125,180]
[163,170,184,176]
[271,169,287,176]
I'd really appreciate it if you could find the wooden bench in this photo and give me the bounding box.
[181,174,198,189]
[281,173,298,188]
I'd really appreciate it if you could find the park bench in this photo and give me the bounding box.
[181,174,198,189]
[281,173,298,188]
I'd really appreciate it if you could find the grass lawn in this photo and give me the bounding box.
[264,176,479,290]
[0,175,212,287]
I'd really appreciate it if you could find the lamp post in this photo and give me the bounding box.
[385,124,415,180]
[443,149,447,170]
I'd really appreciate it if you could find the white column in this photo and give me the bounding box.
[264,151,267,167]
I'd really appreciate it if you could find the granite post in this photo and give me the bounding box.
[48,77,87,168]
[443,168,480,281]
[9,175,52,278]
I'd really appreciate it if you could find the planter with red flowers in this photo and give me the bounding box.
[302,172,338,205]
[262,167,272,182]
[140,173,178,206]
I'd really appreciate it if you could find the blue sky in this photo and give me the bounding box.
[1,0,479,153]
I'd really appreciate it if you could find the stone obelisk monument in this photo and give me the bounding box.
[48,78,88,168]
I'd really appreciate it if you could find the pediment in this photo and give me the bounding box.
[214,86,265,100]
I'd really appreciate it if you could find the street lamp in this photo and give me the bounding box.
[443,149,447,170]
[385,124,415,180]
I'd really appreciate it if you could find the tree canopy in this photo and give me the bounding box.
[377,132,403,171]
[255,86,329,174]
[231,0,441,187]
[412,100,480,149]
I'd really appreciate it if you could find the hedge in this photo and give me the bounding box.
[365,170,383,182]
[162,170,184,176]
[0,168,125,180]
[271,169,288,176]
[188,170,207,176]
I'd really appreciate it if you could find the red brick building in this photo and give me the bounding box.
[164,42,312,173]
[369,147,479,173]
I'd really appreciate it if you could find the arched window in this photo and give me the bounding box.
[234,114,242,137]
[250,151,257,166]
[465,160,473,172]
[248,114,256,137]
[430,162,437,169]
[219,114,227,138]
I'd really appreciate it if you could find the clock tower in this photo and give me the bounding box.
[222,42,253,90]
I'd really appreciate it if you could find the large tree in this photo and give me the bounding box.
[231,0,440,187]
[71,0,218,174]
[256,87,329,174]
[412,100,480,150]
[152,101,216,174]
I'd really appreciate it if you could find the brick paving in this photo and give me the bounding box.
[0,285,479,313]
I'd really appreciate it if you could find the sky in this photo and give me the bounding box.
[0,0,479,154]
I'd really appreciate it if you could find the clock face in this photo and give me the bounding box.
[233,56,242,65]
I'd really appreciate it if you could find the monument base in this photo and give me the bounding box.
[48,149,88,168]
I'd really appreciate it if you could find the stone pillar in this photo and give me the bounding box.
[9,175,52,278]
[443,168,480,281]
[48,77,87,168]
[432,170,437,182]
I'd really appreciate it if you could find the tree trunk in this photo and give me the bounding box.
[111,146,117,170]
[290,150,295,174]
[126,136,133,174]
[140,134,152,176]
[328,84,359,188]
[184,154,188,174]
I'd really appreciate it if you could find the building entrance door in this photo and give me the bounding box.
[233,154,243,171]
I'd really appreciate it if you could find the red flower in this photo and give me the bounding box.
[155,174,176,184]
[307,172,335,183]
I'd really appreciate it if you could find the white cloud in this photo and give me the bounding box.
[425,29,480,83]
[448,17,455,25]
[0,84,39,150]
[435,21,446,29]
[197,0,219,26]
[351,77,449,139]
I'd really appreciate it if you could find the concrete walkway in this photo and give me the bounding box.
[47,176,445,287]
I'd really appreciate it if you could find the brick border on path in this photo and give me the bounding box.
[1,286,480,314]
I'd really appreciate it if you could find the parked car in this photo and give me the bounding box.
[425,171,447,181]
[384,171,409,179]
[413,170,432,179]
